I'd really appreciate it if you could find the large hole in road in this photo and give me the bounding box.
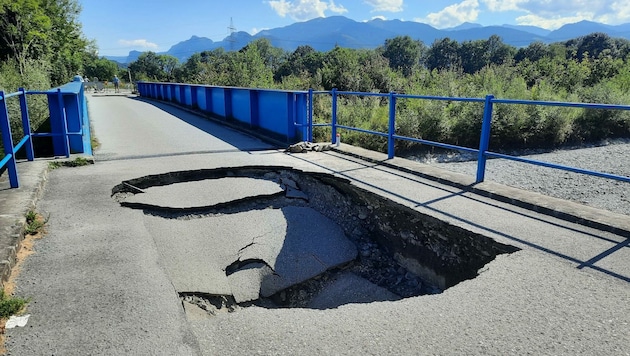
[112,166,518,314]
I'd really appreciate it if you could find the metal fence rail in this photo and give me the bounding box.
[1,82,91,188]
[308,89,630,184]
[0,89,35,188]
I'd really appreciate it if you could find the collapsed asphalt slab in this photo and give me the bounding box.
[138,207,357,302]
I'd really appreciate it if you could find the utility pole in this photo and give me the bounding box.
[227,17,236,51]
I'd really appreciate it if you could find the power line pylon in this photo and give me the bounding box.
[227,17,236,51]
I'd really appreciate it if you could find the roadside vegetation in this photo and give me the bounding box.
[48,156,93,169]
[0,289,28,320]
[129,34,630,152]
[0,0,119,158]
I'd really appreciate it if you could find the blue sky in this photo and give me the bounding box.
[79,0,630,56]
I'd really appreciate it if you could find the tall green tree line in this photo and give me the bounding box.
[128,33,630,150]
[0,0,123,155]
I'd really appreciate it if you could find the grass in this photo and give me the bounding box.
[91,135,100,151]
[0,290,28,319]
[48,156,93,170]
[24,210,47,235]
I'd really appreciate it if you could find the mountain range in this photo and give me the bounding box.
[105,16,630,64]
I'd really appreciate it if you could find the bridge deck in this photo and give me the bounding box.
[1,93,629,355]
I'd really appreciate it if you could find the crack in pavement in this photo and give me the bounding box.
[224,258,278,277]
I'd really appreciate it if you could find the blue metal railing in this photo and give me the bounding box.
[137,81,310,143]
[309,89,630,184]
[1,82,91,188]
[0,89,35,188]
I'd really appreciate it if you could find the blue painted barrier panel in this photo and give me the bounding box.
[174,85,181,103]
[196,86,207,111]
[211,88,226,118]
[184,86,192,106]
[231,88,252,125]
[190,86,198,109]
[258,91,290,137]
[137,82,308,142]
[46,82,87,156]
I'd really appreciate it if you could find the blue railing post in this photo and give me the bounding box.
[308,88,314,142]
[476,95,495,183]
[205,87,214,114]
[331,88,338,144]
[224,88,233,120]
[18,88,34,161]
[191,86,198,109]
[388,92,397,159]
[56,88,71,158]
[0,91,18,188]
[250,90,260,129]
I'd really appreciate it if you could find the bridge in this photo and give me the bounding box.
[0,82,629,355]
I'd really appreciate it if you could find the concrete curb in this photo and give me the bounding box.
[0,160,49,287]
[332,143,630,238]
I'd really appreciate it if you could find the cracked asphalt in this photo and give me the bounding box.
[4,94,630,355]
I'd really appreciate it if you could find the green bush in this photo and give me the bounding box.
[0,289,29,319]
[572,82,630,142]
[0,59,52,156]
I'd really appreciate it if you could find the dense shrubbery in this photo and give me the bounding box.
[0,59,51,135]
[0,0,103,154]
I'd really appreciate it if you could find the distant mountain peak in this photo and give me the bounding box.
[445,22,482,31]
[102,15,630,64]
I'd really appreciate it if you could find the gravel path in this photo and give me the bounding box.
[410,139,630,216]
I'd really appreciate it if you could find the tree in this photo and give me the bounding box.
[515,41,551,63]
[235,40,273,87]
[0,0,88,84]
[566,32,619,61]
[320,46,361,91]
[458,36,514,74]
[426,38,461,71]
[128,52,179,82]
[485,35,514,66]
[159,54,179,81]
[274,45,323,81]
[357,50,402,92]
[43,0,88,84]
[83,54,119,82]
[381,36,424,77]
[241,38,285,73]
[0,0,51,74]
[175,52,204,83]
[459,39,487,74]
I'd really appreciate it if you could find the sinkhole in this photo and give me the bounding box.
[112,166,518,314]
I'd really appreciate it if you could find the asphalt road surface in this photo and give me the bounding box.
[6,94,629,355]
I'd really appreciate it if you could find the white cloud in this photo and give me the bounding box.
[251,27,269,35]
[364,0,403,12]
[415,0,480,28]
[328,0,347,13]
[515,14,593,29]
[481,0,630,29]
[609,1,630,22]
[267,0,347,21]
[372,15,387,20]
[482,0,523,12]
[118,39,159,49]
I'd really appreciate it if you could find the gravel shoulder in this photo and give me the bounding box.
[409,139,630,216]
